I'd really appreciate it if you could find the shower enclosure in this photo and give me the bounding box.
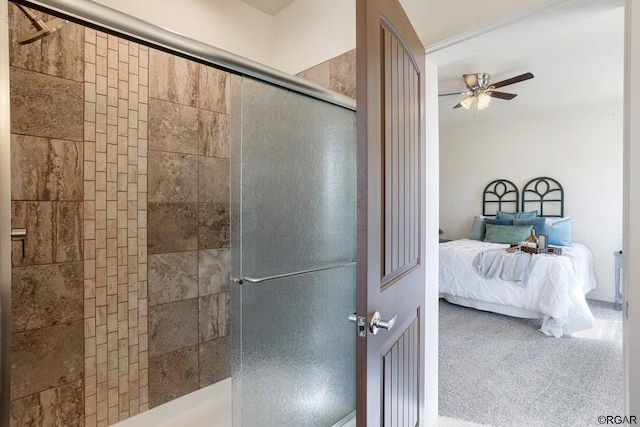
[0,0,357,425]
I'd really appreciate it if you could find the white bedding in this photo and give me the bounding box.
[439,239,598,337]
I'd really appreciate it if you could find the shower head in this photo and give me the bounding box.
[13,3,67,45]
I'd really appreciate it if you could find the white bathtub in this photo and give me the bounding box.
[112,378,355,427]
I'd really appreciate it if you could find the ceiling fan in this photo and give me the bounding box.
[439,72,534,110]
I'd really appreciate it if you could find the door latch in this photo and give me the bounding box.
[348,313,367,338]
[11,228,27,258]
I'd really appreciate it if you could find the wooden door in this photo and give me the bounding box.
[356,0,426,425]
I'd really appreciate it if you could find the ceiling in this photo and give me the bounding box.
[239,0,295,15]
[434,1,625,127]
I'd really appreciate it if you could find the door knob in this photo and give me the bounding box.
[369,311,397,335]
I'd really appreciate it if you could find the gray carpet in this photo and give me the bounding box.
[439,299,623,427]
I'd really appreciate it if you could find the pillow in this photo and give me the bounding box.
[485,218,513,226]
[513,218,546,237]
[468,216,486,240]
[545,217,573,246]
[496,210,538,220]
[484,224,533,244]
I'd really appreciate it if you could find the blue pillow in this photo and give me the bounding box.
[468,216,486,240]
[485,218,513,226]
[545,217,573,246]
[513,218,546,237]
[496,210,538,220]
[484,224,533,244]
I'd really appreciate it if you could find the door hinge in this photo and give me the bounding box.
[626,300,629,319]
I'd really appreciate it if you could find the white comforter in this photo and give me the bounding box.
[439,239,598,337]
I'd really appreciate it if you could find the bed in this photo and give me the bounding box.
[439,177,598,337]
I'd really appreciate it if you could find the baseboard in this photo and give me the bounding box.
[586,291,615,303]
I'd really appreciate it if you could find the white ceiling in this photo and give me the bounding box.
[239,0,295,15]
[434,1,625,127]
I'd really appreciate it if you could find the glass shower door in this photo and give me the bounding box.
[231,77,356,426]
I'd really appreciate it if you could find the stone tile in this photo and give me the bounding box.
[41,20,85,82]
[148,98,199,155]
[11,321,83,400]
[198,157,228,203]
[199,292,229,342]
[329,49,356,99]
[147,203,198,254]
[148,252,198,306]
[148,299,198,357]
[198,65,229,114]
[11,201,82,267]
[198,248,230,297]
[148,48,198,107]
[10,67,83,141]
[198,337,230,388]
[12,262,83,333]
[148,150,198,203]
[148,345,198,408]
[10,379,84,427]
[198,110,229,158]
[296,60,330,89]
[11,135,83,201]
[197,203,229,250]
[8,5,84,82]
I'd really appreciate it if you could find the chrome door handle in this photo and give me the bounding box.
[370,311,397,335]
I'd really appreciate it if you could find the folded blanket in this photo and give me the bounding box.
[473,249,533,285]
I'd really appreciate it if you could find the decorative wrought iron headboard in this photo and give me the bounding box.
[482,179,519,216]
[521,177,564,217]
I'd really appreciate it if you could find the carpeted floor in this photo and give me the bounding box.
[439,299,623,427]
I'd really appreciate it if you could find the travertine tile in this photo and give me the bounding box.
[296,60,330,89]
[10,67,83,141]
[148,48,198,107]
[198,110,229,158]
[148,150,198,203]
[41,20,85,82]
[199,292,229,342]
[10,379,84,427]
[148,345,198,408]
[329,49,356,99]
[148,99,198,155]
[147,203,198,254]
[12,262,83,333]
[197,203,229,250]
[198,157,229,203]
[198,248,230,296]
[198,65,229,114]
[11,201,82,266]
[148,299,198,357]
[11,135,83,201]
[199,337,230,388]
[148,252,198,306]
[11,321,84,399]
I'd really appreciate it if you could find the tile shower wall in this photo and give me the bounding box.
[296,49,356,100]
[146,48,231,408]
[9,4,230,425]
[81,30,149,425]
[9,3,85,426]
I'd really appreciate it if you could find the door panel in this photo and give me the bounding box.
[356,0,426,425]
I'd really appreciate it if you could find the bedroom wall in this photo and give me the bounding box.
[439,99,623,302]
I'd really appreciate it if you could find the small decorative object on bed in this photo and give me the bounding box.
[440,177,597,337]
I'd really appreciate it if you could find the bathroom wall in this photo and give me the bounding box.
[146,49,231,408]
[9,4,85,426]
[296,49,356,99]
[8,4,230,426]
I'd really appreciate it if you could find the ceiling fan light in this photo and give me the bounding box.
[460,95,474,109]
[477,92,491,110]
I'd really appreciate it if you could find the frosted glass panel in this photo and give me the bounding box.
[240,78,356,279]
[239,266,356,426]
[231,77,356,426]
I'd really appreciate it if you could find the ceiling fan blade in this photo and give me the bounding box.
[463,74,478,90]
[490,72,534,89]
[439,92,467,97]
[489,91,518,100]
[453,103,463,109]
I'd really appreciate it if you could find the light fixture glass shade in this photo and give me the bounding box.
[477,92,491,110]
[460,95,474,109]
